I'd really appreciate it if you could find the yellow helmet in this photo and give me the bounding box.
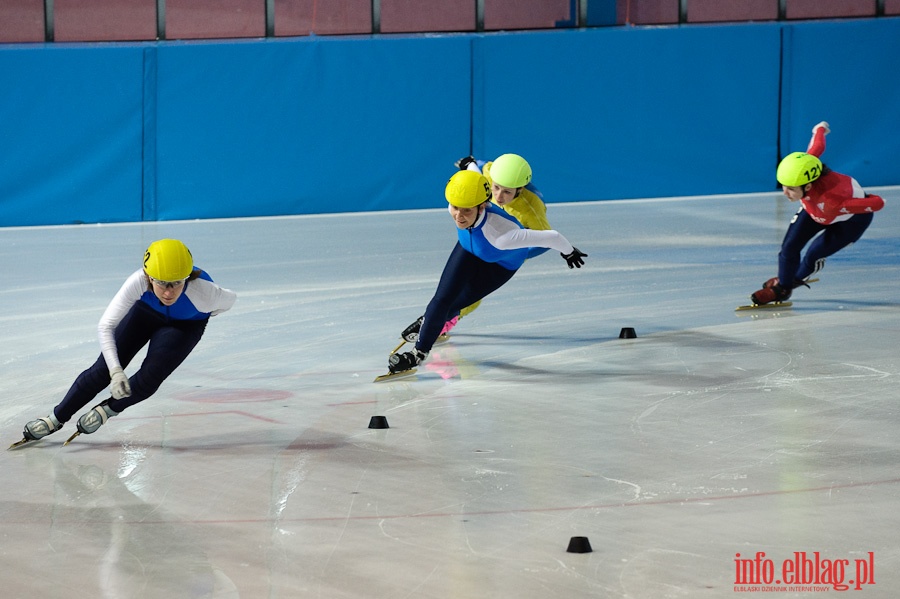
[445,171,491,208]
[776,152,823,187]
[143,239,193,281]
[489,153,532,188]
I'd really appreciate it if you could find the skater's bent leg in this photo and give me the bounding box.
[417,245,473,352]
[796,213,873,281]
[778,211,823,288]
[417,252,515,353]
[54,356,114,424]
[53,302,161,422]
[108,319,207,413]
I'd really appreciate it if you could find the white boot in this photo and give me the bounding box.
[24,413,62,441]
[76,401,118,435]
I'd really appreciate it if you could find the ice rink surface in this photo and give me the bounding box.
[2,188,899,598]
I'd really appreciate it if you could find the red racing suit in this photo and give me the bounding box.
[800,127,884,224]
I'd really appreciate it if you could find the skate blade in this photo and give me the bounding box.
[374,368,417,383]
[389,339,407,354]
[63,431,82,446]
[735,301,793,311]
[8,438,33,450]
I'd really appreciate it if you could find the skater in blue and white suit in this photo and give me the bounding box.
[388,170,586,374]
[17,239,236,446]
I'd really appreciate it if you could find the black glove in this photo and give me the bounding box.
[561,247,587,269]
[456,156,476,170]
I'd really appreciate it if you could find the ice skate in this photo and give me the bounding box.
[459,300,481,318]
[433,300,480,342]
[742,275,820,310]
[432,315,460,345]
[374,349,428,382]
[389,315,426,353]
[750,283,792,306]
[9,413,62,449]
[736,281,794,310]
[760,276,818,291]
[64,400,118,445]
[454,156,476,170]
[401,316,424,343]
[389,348,428,373]
[440,315,459,336]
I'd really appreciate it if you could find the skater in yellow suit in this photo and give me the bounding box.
[459,153,552,232]
[443,153,552,332]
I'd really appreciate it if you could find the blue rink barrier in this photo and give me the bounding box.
[779,18,900,188]
[473,25,781,201]
[0,18,898,226]
[0,45,145,225]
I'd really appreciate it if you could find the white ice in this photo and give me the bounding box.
[2,189,899,598]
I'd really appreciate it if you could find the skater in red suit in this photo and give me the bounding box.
[750,121,885,305]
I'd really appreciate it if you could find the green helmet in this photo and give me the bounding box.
[489,153,532,188]
[776,152,823,187]
[445,171,491,208]
[143,239,193,281]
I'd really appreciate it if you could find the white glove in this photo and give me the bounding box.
[813,121,830,135]
[109,366,132,399]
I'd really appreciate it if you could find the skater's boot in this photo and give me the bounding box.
[389,349,428,374]
[440,315,460,336]
[764,276,814,291]
[23,413,62,441]
[459,300,481,318]
[750,283,792,306]
[455,156,476,170]
[76,400,118,435]
[401,316,425,343]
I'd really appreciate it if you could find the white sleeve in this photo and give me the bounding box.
[97,270,146,372]
[186,279,237,316]
[850,177,866,199]
[491,224,575,255]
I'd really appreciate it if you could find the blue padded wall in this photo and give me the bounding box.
[0,45,144,226]
[1,17,898,227]
[473,25,783,201]
[780,18,900,187]
[152,36,472,220]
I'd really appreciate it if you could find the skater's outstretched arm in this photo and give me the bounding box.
[806,121,829,157]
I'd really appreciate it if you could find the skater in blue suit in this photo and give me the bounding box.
[14,239,236,447]
[387,170,586,375]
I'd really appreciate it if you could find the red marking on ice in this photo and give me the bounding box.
[174,389,293,404]
[123,410,281,424]
[119,476,900,525]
